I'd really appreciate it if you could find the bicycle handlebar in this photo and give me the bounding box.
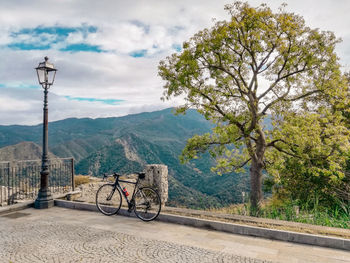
[102,172,121,181]
[102,172,145,181]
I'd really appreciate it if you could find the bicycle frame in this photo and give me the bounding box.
[113,175,141,210]
[97,172,161,221]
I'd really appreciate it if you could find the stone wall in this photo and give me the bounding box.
[143,164,168,207]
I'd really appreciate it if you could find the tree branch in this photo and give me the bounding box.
[283,90,321,102]
[272,144,302,159]
[234,158,252,169]
[260,80,292,115]
[256,45,276,73]
[267,138,299,148]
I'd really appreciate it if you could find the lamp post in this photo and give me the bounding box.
[34,56,57,209]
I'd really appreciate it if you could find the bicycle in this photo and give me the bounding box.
[96,172,161,221]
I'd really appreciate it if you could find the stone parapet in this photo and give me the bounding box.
[143,164,168,207]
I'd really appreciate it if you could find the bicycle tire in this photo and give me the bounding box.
[134,187,161,221]
[96,184,122,216]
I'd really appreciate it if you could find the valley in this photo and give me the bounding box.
[0,108,250,208]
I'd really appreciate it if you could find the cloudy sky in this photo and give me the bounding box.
[0,0,349,125]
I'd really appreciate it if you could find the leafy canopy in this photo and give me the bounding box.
[159,2,349,182]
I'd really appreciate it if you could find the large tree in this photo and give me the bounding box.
[158,2,349,212]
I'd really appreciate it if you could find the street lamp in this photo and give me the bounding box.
[34,56,57,209]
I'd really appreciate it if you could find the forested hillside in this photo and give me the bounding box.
[0,108,250,208]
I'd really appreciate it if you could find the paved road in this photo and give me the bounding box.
[0,207,349,263]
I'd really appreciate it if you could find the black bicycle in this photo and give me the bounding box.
[96,172,161,221]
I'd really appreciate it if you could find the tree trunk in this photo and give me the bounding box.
[249,156,264,215]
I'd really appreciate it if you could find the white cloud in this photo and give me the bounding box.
[0,0,349,125]
[64,32,85,45]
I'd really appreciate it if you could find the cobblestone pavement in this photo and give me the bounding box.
[0,219,268,263]
[1,207,350,263]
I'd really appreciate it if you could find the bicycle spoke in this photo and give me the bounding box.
[96,184,122,216]
[134,187,161,221]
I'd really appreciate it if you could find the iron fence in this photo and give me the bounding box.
[0,158,75,206]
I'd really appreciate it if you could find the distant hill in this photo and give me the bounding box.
[0,108,250,208]
[0,141,57,161]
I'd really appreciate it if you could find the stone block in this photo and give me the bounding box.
[143,164,168,207]
[66,191,82,201]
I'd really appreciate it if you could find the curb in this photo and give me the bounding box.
[54,199,138,218]
[0,192,76,215]
[54,199,350,251]
[0,200,34,215]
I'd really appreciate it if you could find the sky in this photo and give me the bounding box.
[0,0,349,125]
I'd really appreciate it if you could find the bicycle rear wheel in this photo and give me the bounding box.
[134,187,161,221]
[96,184,122,216]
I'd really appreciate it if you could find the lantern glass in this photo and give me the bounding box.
[36,68,46,85]
[47,70,56,85]
[35,57,57,87]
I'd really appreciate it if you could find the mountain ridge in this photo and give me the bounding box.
[0,108,250,208]
[0,141,57,161]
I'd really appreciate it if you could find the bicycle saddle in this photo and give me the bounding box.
[138,172,146,179]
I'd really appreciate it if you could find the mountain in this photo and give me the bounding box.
[0,141,57,161]
[0,108,250,208]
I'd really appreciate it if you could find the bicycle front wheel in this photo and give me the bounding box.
[96,184,122,216]
[134,187,161,221]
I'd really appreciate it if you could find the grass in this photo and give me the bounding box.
[260,203,349,229]
[74,175,91,187]
[208,198,350,229]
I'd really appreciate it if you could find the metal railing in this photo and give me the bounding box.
[0,158,75,206]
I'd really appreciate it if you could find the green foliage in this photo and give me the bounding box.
[158,1,349,211]
[265,111,350,207]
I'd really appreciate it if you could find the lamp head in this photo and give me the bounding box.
[35,57,57,87]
